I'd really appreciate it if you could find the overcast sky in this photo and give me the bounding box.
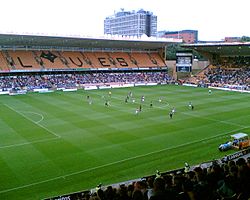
[0,0,249,41]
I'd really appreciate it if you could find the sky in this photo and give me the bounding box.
[0,0,249,41]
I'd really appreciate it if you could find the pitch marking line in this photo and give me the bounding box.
[4,104,61,138]
[110,102,169,114]
[0,137,59,149]
[21,111,44,124]
[87,91,247,128]
[88,91,170,113]
[0,126,248,194]
[153,101,248,129]
[181,111,248,128]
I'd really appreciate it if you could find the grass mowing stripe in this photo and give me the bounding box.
[21,111,44,124]
[89,90,246,129]
[4,104,61,138]
[180,110,247,128]
[0,125,247,194]
[0,137,59,149]
[0,85,249,199]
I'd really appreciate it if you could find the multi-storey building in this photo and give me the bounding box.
[224,37,242,42]
[104,9,157,37]
[159,30,198,43]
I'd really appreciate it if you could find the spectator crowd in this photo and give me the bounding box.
[185,66,250,91]
[204,67,250,90]
[62,157,250,200]
[0,72,174,91]
[1,70,249,199]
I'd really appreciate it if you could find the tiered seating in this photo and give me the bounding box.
[35,51,66,69]
[84,52,102,68]
[0,51,167,72]
[184,65,215,84]
[111,52,137,68]
[148,53,166,67]
[0,52,9,71]
[0,72,173,90]
[183,64,250,90]
[132,53,156,67]
[60,51,92,68]
[7,51,41,70]
[93,52,116,68]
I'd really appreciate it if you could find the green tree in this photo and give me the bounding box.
[241,36,250,42]
[166,44,205,60]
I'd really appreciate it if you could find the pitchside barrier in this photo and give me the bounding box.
[208,86,250,93]
[44,147,250,200]
[0,82,163,95]
[182,83,250,93]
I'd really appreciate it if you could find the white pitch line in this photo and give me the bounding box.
[0,92,247,193]
[0,126,248,194]
[21,111,44,124]
[153,101,248,129]
[88,91,170,113]
[182,111,248,128]
[4,104,61,138]
[0,137,59,149]
[88,91,247,128]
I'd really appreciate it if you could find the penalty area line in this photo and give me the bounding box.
[4,104,61,138]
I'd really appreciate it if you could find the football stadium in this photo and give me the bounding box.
[0,33,249,200]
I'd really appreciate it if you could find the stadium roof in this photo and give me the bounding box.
[0,33,181,50]
[182,42,250,56]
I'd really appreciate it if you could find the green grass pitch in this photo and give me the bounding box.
[0,85,249,199]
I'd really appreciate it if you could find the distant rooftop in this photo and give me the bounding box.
[164,30,198,35]
[106,8,154,19]
[0,32,182,51]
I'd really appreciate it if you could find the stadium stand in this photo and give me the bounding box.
[109,52,138,68]
[7,50,41,70]
[1,50,15,70]
[38,50,66,69]
[184,64,250,91]
[0,51,168,70]
[0,72,174,91]
[1,34,249,200]
[0,52,9,71]
[182,43,250,91]
[132,53,156,68]
[46,150,250,200]
[59,51,92,68]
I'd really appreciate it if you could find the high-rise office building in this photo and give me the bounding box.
[104,9,157,37]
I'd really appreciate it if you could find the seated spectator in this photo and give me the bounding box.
[149,177,168,200]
